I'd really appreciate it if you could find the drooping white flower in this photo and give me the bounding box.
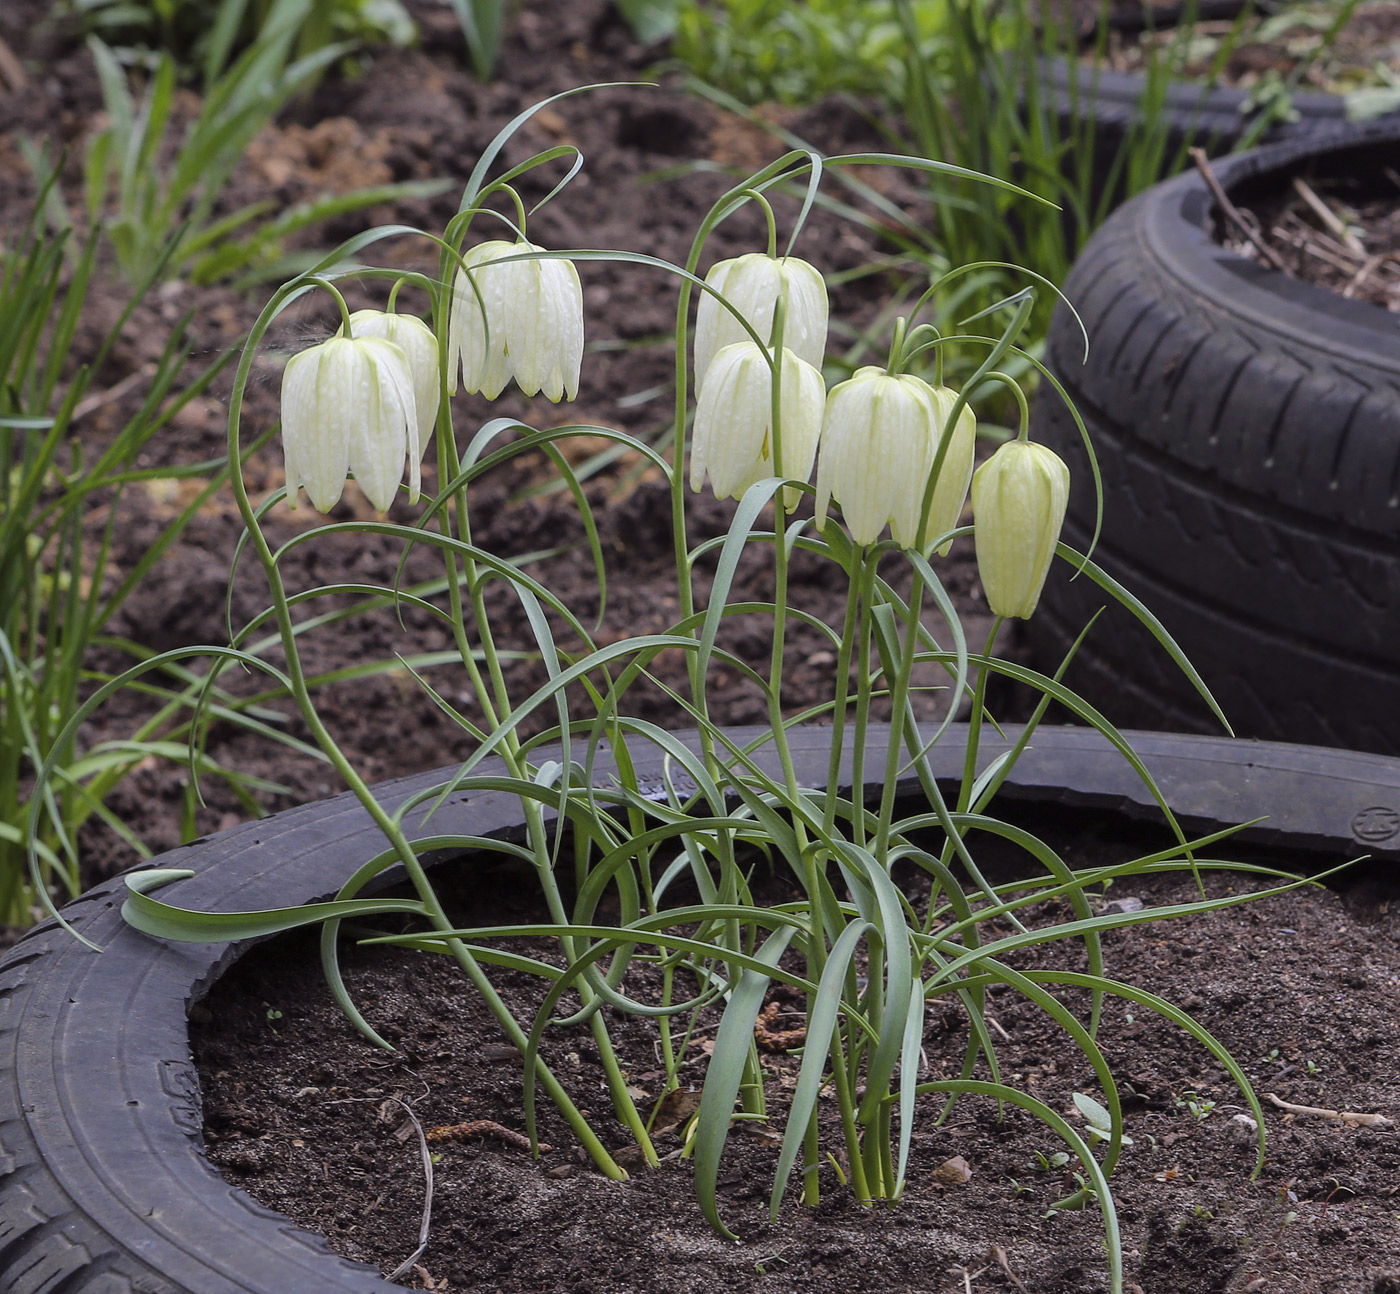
[815,366,944,548]
[344,309,439,500]
[694,253,827,395]
[971,439,1070,619]
[281,334,417,513]
[448,239,583,402]
[690,342,825,508]
[923,386,977,556]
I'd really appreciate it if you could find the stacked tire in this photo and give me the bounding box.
[1027,120,1400,755]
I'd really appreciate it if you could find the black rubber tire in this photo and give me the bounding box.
[2,723,1399,1292]
[1026,119,1400,755]
[1037,54,1365,164]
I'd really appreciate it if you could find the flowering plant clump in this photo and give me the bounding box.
[40,92,1306,1293]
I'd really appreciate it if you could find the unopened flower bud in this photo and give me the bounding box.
[281,333,417,513]
[690,342,824,508]
[694,253,827,394]
[971,439,1070,619]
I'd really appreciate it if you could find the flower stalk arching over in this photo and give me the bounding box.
[448,239,584,403]
[971,438,1071,618]
[694,253,828,394]
[690,342,825,508]
[280,332,418,513]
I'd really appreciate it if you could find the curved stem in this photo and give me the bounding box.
[885,315,908,376]
[738,187,778,259]
[308,276,355,336]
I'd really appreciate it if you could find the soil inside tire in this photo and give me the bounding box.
[1218,176,1400,311]
[191,805,1400,1293]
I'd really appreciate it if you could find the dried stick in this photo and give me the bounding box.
[1264,1092,1394,1129]
[1292,177,1366,255]
[1189,147,1292,276]
[384,1098,435,1282]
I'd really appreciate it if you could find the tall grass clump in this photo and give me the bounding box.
[0,183,298,926]
[36,0,449,288]
[65,0,415,87]
[40,92,1325,1285]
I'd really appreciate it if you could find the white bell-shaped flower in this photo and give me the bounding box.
[694,253,827,395]
[971,439,1070,619]
[815,366,943,548]
[923,386,977,556]
[281,334,417,513]
[448,239,583,402]
[690,342,825,508]
[344,309,439,501]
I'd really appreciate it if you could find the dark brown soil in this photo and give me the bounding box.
[193,809,1400,1293]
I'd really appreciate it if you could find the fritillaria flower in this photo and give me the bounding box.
[970,439,1070,619]
[815,366,942,548]
[923,385,977,556]
[343,309,440,498]
[281,333,418,513]
[694,253,827,394]
[448,239,584,402]
[690,342,825,508]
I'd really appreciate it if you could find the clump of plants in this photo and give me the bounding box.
[0,176,300,927]
[37,93,1314,1287]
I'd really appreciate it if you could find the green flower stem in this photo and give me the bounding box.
[885,315,908,376]
[830,1028,873,1204]
[821,548,864,843]
[874,570,925,864]
[957,616,1001,816]
[851,554,878,853]
[860,1100,895,1199]
[440,421,659,1165]
[738,187,779,260]
[306,275,354,336]
[1007,373,1031,441]
[802,1112,821,1207]
[657,961,679,1092]
[934,616,1033,932]
[423,252,658,1166]
[669,177,817,1122]
[499,183,530,241]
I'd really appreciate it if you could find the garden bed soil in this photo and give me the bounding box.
[193,809,1400,1294]
[0,0,981,894]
